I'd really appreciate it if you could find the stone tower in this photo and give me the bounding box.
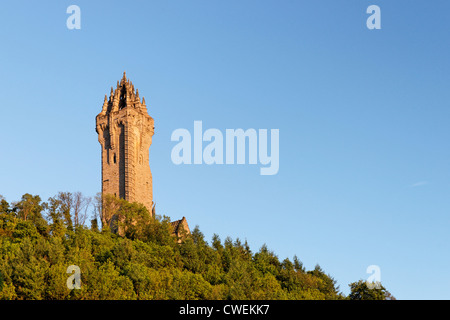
[95,72,155,218]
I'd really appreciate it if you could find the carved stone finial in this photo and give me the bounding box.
[100,95,108,115]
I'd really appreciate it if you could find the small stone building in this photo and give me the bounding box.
[170,217,190,243]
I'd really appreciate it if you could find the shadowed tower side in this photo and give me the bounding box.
[95,72,155,228]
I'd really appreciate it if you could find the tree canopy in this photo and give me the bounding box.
[0,192,394,300]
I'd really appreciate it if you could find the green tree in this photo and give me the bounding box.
[14,194,48,237]
[307,264,341,299]
[45,196,66,238]
[348,280,390,300]
[0,196,10,214]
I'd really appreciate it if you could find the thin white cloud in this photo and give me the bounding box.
[411,181,428,187]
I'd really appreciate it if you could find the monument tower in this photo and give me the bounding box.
[95,72,155,216]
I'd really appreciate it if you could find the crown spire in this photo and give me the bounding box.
[101,72,151,113]
[100,94,108,115]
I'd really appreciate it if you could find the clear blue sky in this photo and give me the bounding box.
[1,0,449,299]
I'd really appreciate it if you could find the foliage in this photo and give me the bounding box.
[348,280,395,300]
[0,193,394,300]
